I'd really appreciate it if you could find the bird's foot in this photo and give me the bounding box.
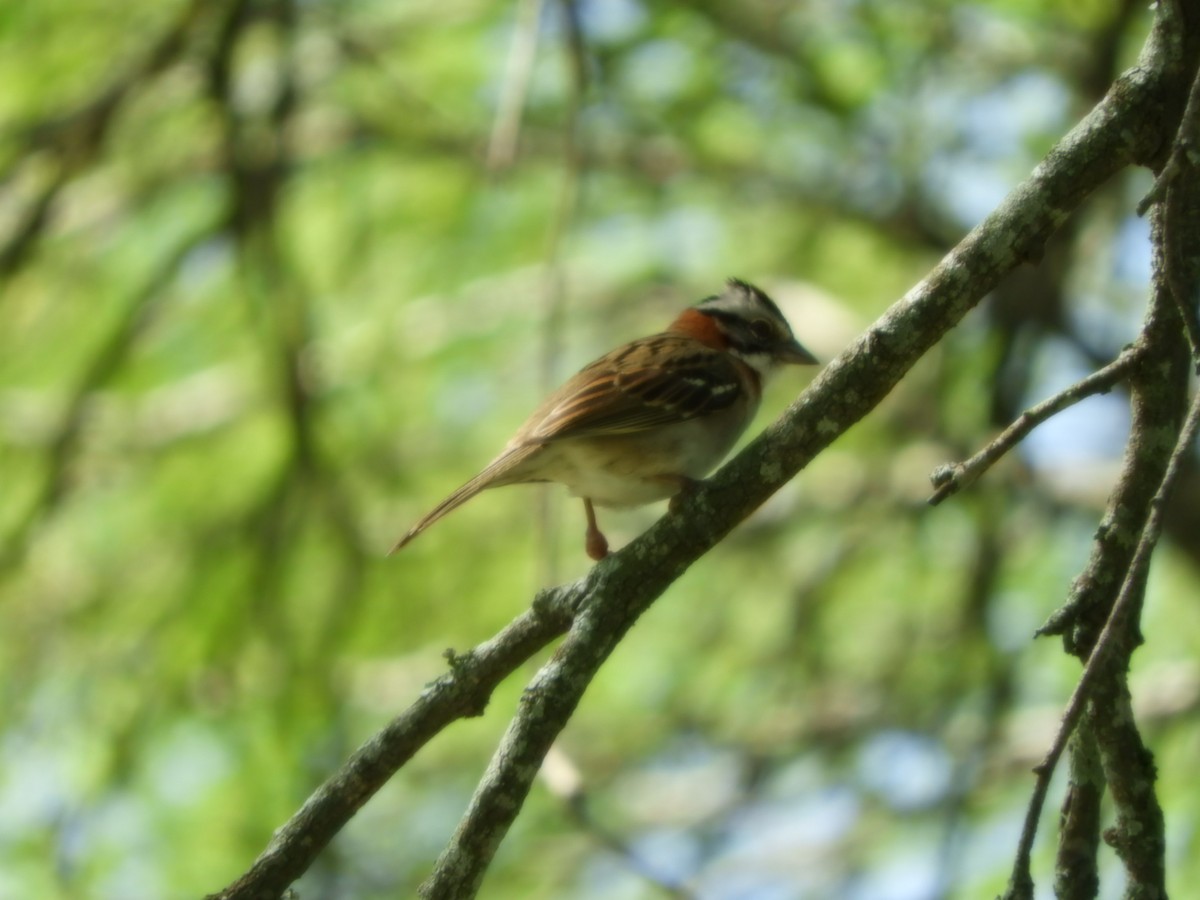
[667,476,701,514]
[585,528,610,561]
[583,498,610,560]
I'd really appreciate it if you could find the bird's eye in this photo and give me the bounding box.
[749,319,774,341]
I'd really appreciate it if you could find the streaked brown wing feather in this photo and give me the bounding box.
[523,335,742,442]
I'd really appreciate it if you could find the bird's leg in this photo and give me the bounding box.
[582,499,609,561]
[664,476,701,514]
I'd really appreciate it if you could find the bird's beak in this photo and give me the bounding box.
[778,338,819,366]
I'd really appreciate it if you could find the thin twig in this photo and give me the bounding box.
[1161,177,1200,366]
[928,348,1142,506]
[1002,386,1200,899]
[564,795,697,899]
[1135,11,1200,218]
[486,0,545,171]
[542,746,696,899]
[1161,64,1200,366]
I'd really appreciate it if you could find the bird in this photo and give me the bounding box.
[390,279,818,561]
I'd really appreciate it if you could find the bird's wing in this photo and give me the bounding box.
[522,335,745,443]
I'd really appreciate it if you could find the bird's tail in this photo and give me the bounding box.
[387,445,540,555]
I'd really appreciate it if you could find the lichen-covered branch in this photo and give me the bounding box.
[1003,305,1193,898]
[1002,9,1198,895]
[205,598,575,900]
[1056,725,1103,900]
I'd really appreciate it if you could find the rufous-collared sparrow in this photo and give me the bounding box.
[390,279,817,560]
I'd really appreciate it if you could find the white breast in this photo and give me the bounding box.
[528,404,756,507]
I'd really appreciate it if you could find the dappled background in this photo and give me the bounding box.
[2,1,1198,898]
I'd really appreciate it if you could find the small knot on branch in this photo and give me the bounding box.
[928,463,964,506]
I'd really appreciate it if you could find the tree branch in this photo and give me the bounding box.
[205,597,576,900]
[1085,122,1197,900]
[1055,724,1103,900]
[1002,373,1198,900]
[1005,130,1198,893]
[927,347,1142,506]
[1138,60,1200,361]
